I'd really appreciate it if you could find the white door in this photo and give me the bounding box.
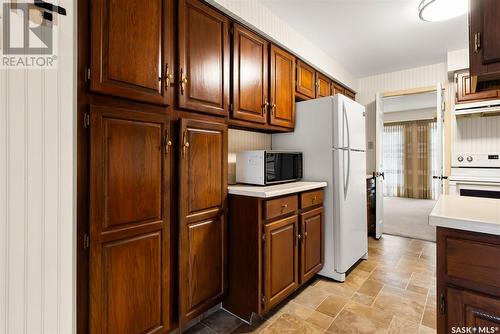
[434,83,445,195]
[375,93,384,239]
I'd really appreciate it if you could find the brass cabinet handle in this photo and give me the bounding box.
[297,234,302,240]
[164,63,173,90]
[182,130,189,156]
[262,97,269,113]
[304,231,308,238]
[316,80,320,88]
[164,130,172,154]
[474,32,481,53]
[271,103,277,116]
[180,68,188,95]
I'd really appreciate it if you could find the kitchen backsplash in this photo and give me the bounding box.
[453,115,500,153]
[228,129,272,184]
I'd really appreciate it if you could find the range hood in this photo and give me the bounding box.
[455,99,500,116]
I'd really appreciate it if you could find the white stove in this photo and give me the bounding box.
[450,153,500,198]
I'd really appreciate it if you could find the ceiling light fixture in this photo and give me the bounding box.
[418,0,468,22]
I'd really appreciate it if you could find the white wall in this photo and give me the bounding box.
[0,1,76,333]
[206,0,357,90]
[228,129,271,184]
[357,62,450,173]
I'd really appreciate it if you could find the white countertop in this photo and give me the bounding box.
[228,181,327,198]
[429,195,500,236]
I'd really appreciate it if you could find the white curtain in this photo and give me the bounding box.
[383,124,405,197]
[429,121,440,200]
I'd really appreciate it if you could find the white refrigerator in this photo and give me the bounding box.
[272,95,368,282]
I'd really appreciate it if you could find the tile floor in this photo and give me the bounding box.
[186,235,437,334]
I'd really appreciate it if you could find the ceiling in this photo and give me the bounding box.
[260,0,469,78]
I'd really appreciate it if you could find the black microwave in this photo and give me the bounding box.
[236,150,303,185]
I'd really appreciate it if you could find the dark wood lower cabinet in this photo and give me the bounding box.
[178,119,228,327]
[300,207,324,283]
[264,215,299,311]
[224,189,325,322]
[437,227,500,334]
[89,106,171,334]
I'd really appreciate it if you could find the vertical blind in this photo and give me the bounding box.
[383,120,439,200]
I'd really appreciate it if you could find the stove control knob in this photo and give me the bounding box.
[467,156,473,162]
[457,156,464,162]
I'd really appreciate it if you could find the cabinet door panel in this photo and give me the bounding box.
[264,215,299,311]
[470,0,500,78]
[345,89,356,100]
[296,60,316,99]
[316,73,331,98]
[447,288,500,333]
[185,218,224,311]
[179,119,227,325]
[232,24,268,124]
[179,0,229,116]
[332,82,345,96]
[91,0,173,105]
[270,45,295,128]
[90,106,170,334]
[455,72,499,103]
[300,207,324,283]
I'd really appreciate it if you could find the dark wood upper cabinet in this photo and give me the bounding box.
[300,207,324,283]
[345,89,356,100]
[178,118,227,326]
[316,73,331,98]
[89,106,171,334]
[455,71,499,103]
[332,82,345,96]
[178,0,230,116]
[469,0,500,80]
[232,24,269,124]
[264,215,299,312]
[296,60,316,99]
[90,0,174,105]
[270,45,296,128]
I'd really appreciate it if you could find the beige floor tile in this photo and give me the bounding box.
[305,310,334,329]
[314,280,355,299]
[421,305,437,329]
[351,292,376,306]
[373,289,425,324]
[387,317,420,334]
[419,325,437,334]
[343,301,393,327]
[328,309,390,334]
[357,279,384,297]
[293,286,330,309]
[279,301,315,320]
[316,295,350,318]
[382,285,428,304]
[355,259,378,273]
[261,313,323,334]
[407,284,429,296]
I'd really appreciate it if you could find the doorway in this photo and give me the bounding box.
[375,86,445,241]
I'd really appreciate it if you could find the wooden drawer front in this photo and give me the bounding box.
[265,195,298,220]
[446,237,500,289]
[300,190,323,210]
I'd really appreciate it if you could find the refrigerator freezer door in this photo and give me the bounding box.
[333,149,368,273]
[335,95,366,151]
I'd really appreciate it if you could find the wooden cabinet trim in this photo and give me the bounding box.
[264,195,299,221]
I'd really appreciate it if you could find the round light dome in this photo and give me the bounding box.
[419,0,468,22]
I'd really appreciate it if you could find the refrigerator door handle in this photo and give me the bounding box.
[344,148,351,200]
[343,102,350,150]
